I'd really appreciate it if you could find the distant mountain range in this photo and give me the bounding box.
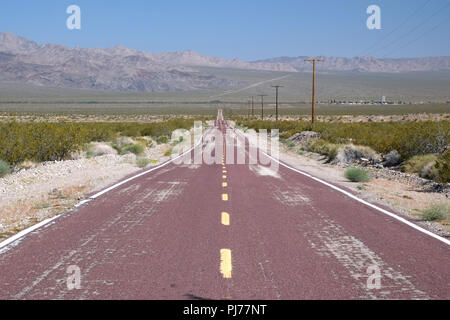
[0,32,449,92]
[254,56,450,73]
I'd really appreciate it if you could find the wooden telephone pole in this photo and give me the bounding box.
[271,85,283,121]
[258,94,267,120]
[304,58,324,124]
[251,96,254,117]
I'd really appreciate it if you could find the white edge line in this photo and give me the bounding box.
[0,215,61,251]
[235,129,450,246]
[0,133,206,251]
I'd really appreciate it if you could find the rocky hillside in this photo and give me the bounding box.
[0,32,236,92]
[1,32,449,92]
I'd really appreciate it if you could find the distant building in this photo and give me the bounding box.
[381,96,386,104]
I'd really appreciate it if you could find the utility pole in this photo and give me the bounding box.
[247,100,250,120]
[251,96,254,117]
[304,58,324,124]
[271,85,283,121]
[258,94,267,120]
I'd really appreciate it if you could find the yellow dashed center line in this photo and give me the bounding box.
[221,212,230,226]
[219,140,232,279]
[220,249,232,279]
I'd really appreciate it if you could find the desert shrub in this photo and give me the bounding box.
[120,143,144,155]
[85,151,96,158]
[383,150,401,167]
[403,154,438,176]
[0,121,86,164]
[421,204,449,221]
[87,142,117,156]
[435,150,450,183]
[120,126,141,137]
[287,142,296,148]
[17,160,37,170]
[157,136,169,144]
[164,149,173,157]
[344,167,371,182]
[306,139,339,161]
[335,144,381,165]
[0,160,12,177]
[420,162,439,181]
[136,157,151,168]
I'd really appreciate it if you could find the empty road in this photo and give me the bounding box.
[0,111,449,300]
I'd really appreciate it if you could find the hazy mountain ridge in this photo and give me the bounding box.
[255,56,450,73]
[0,32,449,92]
[0,32,236,92]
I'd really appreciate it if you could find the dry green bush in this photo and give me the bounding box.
[305,139,339,161]
[435,150,450,183]
[404,154,438,176]
[0,160,11,177]
[0,119,196,166]
[344,167,371,182]
[421,204,450,221]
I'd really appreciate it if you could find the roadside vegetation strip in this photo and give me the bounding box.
[235,128,450,247]
[0,118,200,166]
[240,119,449,159]
[239,119,450,183]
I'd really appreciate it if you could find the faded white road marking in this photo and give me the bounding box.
[235,129,450,247]
[307,218,429,299]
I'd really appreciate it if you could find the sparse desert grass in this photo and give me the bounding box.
[120,143,144,155]
[0,160,11,177]
[136,157,151,168]
[0,185,88,238]
[164,149,173,157]
[421,204,450,222]
[344,167,371,183]
[157,136,169,144]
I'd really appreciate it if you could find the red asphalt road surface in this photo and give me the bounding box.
[0,111,449,300]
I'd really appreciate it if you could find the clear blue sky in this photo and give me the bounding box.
[1,0,449,60]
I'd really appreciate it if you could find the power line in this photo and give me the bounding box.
[357,0,433,57]
[382,13,450,58]
[271,85,283,121]
[258,94,267,120]
[371,1,450,56]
